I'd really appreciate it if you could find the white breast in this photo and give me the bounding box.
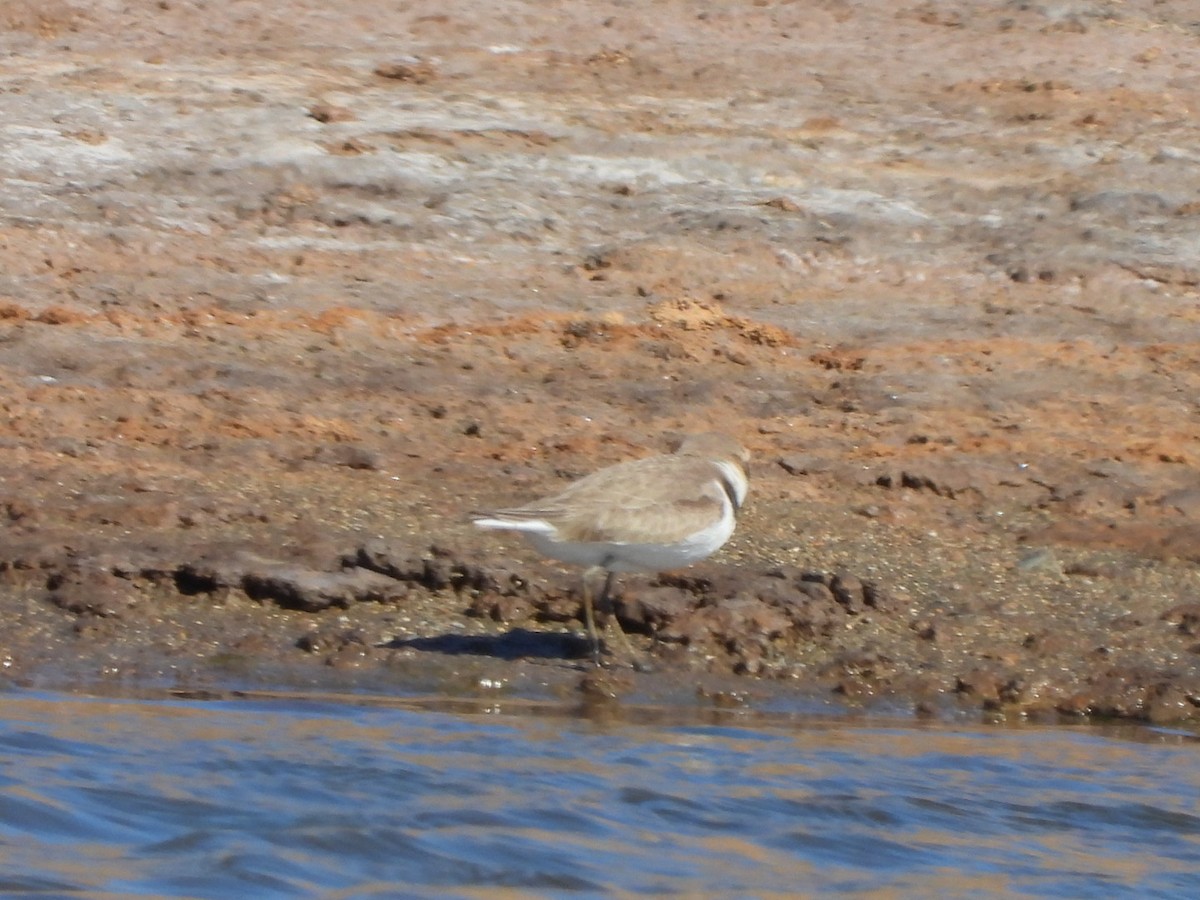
[517,487,737,573]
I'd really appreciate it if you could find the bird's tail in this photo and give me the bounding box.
[471,511,554,533]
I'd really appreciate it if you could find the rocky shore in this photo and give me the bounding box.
[1,0,1198,722]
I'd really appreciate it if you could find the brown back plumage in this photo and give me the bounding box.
[476,435,749,545]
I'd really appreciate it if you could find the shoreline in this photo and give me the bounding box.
[1,0,1198,723]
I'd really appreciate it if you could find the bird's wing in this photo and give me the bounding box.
[490,457,730,544]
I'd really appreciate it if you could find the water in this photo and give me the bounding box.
[1,690,1198,897]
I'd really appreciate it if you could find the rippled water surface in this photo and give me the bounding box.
[1,689,1198,897]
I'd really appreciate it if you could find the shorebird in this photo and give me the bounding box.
[472,433,750,663]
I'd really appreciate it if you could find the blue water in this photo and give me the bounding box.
[0,690,1197,897]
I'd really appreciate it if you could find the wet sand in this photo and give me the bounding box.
[1,0,1199,721]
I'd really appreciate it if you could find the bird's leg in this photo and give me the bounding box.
[581,567,638,667]
[581,565,603,664]
[597,569,638,664]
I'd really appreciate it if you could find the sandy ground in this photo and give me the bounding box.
[1,0,1199,722]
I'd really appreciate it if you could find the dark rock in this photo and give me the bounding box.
[308,103,356,123]
[874,458,1023,500]
[827,650,891,679]
[762,564,806,581]
[3,499,38,526]
[830,572,867,613]
[1057,668,1200,722]
[734,656,765,676]
[912,618,938,641]
[1051,479,1143,517]
[737,577,799,608]
[898,465,976,498]
[654,567,750,601]
[374,58,438,83]
[955,667,1004,702]
[1062,560,1106,577]
[348,541,539,597]
[311,444,381,470]
[765,590,841,636]
[1145,684,1198,724]
[420,553,458,591]
[863,581,898,612]
[996,675,1030,706]
[578,668,633,701]
[325,637,379,669]
[347,539,433,583]
[297,628,377,667]
[467,592,534,624]
[0,541,71,576]
[639,566,874,645]
[347,538,415,572]
[661,597,792,648]
[173,558,244,597]
[615,586,697,634]
[1021,631,1074,654]
[795,580,837,603]
[655,607,711,645]
[535,591,586,624]
[833,676,874,699]
[759,567,836,606]
[297,630,331,653]
[1161,604,1200,636]
[46,569,136,618]
[778,454,825,476]
[243,566,407,612]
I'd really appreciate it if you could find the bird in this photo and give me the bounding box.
[471,432,750,664]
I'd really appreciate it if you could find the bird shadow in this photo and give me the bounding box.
[385,628,592,662]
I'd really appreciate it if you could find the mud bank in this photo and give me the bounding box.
[1,0,1198,721]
